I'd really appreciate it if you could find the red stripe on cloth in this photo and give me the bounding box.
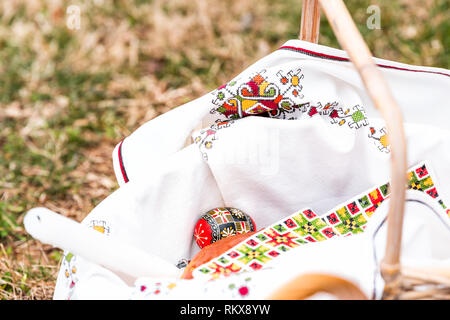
[279,45,349,61]
[118,139,129,183]
[278,45,450,78]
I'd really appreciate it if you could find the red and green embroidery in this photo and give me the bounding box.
[212,69,304,119]
[210,69,370,130]
[408,164,449,217]
[194,68,389,159]
[192,162,449,280]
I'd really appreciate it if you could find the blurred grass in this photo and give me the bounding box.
[0,0,448,299]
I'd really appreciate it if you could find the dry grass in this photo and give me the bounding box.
[0,0,448,299]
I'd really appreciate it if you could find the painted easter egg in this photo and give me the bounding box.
[194,207,256,249]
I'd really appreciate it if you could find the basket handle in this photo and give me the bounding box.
[299,0,321,43]
[300,0,408,298]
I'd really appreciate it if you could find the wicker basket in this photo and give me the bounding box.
[295,0,450,300]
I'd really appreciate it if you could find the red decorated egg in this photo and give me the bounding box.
[194,207,256,249]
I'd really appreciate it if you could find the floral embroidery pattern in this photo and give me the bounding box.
[134,280,178,298]
[212,69,304,120]
[203,275,254,298]
[88,220,111,235]
[132,275,256,300]
[368,126,390,153]
[194,120,233,160]
[229,278,252,297]
[192,162,449,280]
[61,220,111,300]
[209,69,372,128]
[193,68,389,160]
[61,252,78,300]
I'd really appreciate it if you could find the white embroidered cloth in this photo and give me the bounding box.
[48,40,450,300]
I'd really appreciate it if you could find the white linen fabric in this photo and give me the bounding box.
[52,40,450,300]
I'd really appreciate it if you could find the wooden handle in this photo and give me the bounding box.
[299,0,321,43]
[316,0,408,298]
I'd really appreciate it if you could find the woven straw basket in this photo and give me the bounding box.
[276,0,450,300]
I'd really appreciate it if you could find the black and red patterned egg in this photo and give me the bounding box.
[194,207,256,249]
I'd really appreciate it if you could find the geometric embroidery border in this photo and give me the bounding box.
[192,161,450,280]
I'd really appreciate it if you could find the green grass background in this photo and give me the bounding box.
[0,0,448,299]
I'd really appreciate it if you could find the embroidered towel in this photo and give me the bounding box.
[47,39,450,300]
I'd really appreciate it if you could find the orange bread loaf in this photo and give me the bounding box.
[181,231,256,279]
